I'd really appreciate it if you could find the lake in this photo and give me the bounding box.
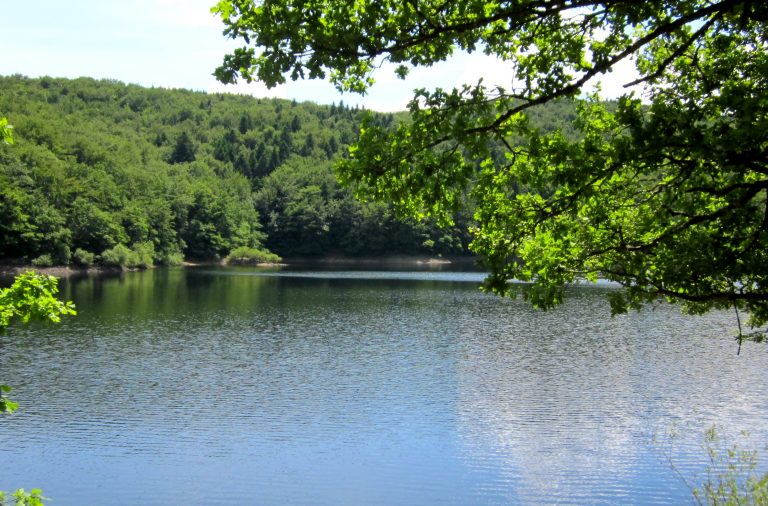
[1,267,766,505]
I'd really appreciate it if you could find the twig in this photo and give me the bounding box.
[735,303,743,355]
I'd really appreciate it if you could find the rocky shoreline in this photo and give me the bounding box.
[0,264,121,278]
[0,255,477,279]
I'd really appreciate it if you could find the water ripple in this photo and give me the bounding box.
[0,269,765,505]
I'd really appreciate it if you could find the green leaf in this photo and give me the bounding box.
[0,398,19,414]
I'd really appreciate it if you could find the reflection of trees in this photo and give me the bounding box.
[3,271,462,431]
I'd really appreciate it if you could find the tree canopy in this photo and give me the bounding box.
[1,76,504,264]
[214,0,768,330]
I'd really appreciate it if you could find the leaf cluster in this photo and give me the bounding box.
[0,488,47,506]
[0,271,75,332]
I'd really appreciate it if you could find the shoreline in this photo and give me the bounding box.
[279,255,477,265]
[0,264,121,278]
[0,255,478,278]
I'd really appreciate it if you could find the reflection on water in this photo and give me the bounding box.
[0,267,765,505]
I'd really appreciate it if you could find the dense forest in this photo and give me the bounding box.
[0,75,578,267]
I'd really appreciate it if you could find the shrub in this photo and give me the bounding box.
[225,246,281,265]
[159,251,184,266]
[31,254,53,267]
[53,244,71,265]
[72,248,95,267]
[693,426,768,505]
[657,424,768,505]
[131,241,155,268]
[99,243,155,269]
[100,244,134,268]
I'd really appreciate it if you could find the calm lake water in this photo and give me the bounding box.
[1,267,766,505]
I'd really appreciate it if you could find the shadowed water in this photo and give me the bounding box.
[1,267,766,505]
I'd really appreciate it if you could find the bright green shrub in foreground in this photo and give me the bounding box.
[0,488,47,506]
[693,426,768,506]
[0,272,76,334]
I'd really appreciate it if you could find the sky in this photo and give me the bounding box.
[1,0,641,112]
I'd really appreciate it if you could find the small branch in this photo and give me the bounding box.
[686,179,768,197]
[623,14,720,88]
[735,303,743,355]
[597,268,768,305]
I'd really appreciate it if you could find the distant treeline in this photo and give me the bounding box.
[0,75,580,266]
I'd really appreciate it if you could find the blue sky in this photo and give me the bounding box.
[1,0,640,112]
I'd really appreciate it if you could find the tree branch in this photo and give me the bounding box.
[623,14,721,88]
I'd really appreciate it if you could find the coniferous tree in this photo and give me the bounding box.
[169,131,196,164]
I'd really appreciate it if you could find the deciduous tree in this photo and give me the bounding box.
[214,0,768,331]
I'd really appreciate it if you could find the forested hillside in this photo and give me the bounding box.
[0,75,578,266]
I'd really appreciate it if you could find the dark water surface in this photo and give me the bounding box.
[1,267,766,505]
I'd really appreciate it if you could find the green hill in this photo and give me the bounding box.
[0,75,579,266]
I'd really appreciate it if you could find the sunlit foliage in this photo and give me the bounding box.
[215,0,768,328]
